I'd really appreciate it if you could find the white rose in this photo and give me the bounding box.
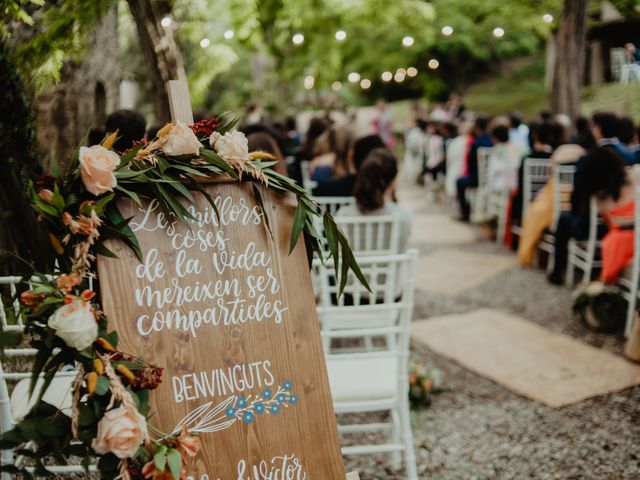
[79,145,121,196]
[47,299,98,350]
[161,121,202,157]
[209,130,249,160]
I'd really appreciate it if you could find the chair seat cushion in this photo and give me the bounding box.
[10,375,75,422]
[326,355,398,403]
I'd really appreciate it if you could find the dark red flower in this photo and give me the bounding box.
[189,117,219,138]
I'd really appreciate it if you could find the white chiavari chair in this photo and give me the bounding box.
[315,251,419,480]
[538,165,576,273]
[566,197,602,286]
[336,215,400,257]
[512,158,553,237]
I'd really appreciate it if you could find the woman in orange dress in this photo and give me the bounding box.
[580,147,640,283]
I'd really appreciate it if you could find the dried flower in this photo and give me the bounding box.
[56,273,79,292]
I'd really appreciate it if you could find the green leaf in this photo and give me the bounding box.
[154,445,168,471]
[105,205,143,261]
[252,184,273,241]
[104,330,118,348]
[167,448,182,480]
[94,243,118,259]
[289,201,306,254]
[38,415,69,437]
[199,149,238,177]
[115,186,143,206]
[157,184,196,222]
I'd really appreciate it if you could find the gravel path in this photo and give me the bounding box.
[344,188,640,479]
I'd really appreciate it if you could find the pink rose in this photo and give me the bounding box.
[79,145,121,196]
[92,405,148,459]
[160,121,202,157]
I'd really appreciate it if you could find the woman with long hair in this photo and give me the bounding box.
[337,148,412,253]
[580,147,640,282]
[309,125,353,181]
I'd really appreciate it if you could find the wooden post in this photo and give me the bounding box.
[167,79,194,124]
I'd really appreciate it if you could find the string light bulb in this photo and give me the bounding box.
[199,38,210,48]
[427,58,439,70]
[442,26,454,36]
[381,71,393,82]
[543,14,553,23]
[335,30,347,41]
[224,30,234,40]
[407,67,418,77]
[348,72,361,83]
[304,75,315,89]
[331,81,342,91]
[160,16,172,28]
[360,78,371,89]
[402,36,414,47]
[493,27,505,38]
[292,33,305,45]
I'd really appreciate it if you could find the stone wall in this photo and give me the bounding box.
[34,4,121,165]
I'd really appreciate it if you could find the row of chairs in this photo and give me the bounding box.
[501,157,640,336]
[310,197,419,479]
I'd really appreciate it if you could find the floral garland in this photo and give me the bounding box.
[0,114,366,479]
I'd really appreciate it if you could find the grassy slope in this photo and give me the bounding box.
[463,54,640,122]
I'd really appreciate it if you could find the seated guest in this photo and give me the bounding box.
[337,148,412,253]
[105,109,146,153]
[547,112,623,284]
[445,121,473,201]
[456,116,493,221]
[511,121,558,227]
[246,128,288,176]
[309,125,353,181]
[581,147,640,282]
[625,43,640,64]
[291,116,330,184]
[312,134,385,197]
[509,112,530,156]
[517,143,585,267]
[487,125,521,194]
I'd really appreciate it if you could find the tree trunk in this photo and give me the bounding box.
[551,0,588,119]
[126,0,186,122]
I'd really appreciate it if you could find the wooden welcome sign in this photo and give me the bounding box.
[98,181,346,479]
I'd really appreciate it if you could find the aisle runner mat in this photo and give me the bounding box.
[412,308,640,408]
[409,214,477,246]
[414,250,516,295]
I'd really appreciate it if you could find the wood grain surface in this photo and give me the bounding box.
[98,182,345,479]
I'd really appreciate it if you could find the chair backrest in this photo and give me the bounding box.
[551,164,576,229]
[316,250,418,379]
[336,215,401,256]
[314,196,355,216]
[522,158,552,218]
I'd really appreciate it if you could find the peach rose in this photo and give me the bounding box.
[160,122,201,157]
[92,405,148,459]
[47,299,98,350]
[79,145,121,196]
